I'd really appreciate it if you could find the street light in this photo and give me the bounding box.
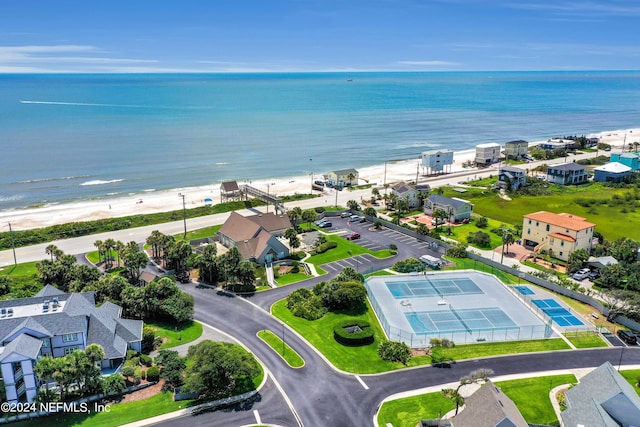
[178,194,187,238]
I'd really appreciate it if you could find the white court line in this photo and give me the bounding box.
[355,375,369,390]
[253,409,261,424]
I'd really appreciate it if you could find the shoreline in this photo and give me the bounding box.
[1,128,637,231]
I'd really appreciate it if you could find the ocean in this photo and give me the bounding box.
[1,71,639,210]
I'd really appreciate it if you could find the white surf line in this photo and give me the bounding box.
[355,375,369,390]
[253,409,261,424]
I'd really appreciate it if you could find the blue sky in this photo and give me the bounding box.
[1,0,639,72]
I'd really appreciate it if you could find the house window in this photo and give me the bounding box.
[528,219,531,224]
[536,222,539,226]
[561,241,564,247]
[42,339,50,348]
[64,346,78,355]
[63,333,77,342]
[546,224,550,231]
[559,252,563,257]
[527,229,530,235]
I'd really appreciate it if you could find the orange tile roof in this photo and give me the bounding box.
[523,211,595,231]
[548,232,576,242]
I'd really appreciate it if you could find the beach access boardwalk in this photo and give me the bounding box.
[240,184,285,214]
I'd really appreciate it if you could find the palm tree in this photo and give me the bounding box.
[104,238,116,269]
[347,172,356,186]
[433,208,448,231]
[501,230,515,264]
[114,240,125,268]
[93,240,103,265]
[45,244,59,262]
[364,207,377,217]
[288,206,303,229]
[301,209,317,231]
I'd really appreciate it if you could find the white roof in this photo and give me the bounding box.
[477,142,500,148]
[594,162,632,173]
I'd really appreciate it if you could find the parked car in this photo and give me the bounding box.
[318,221,332,228]
[348,215,362,223]
[572,268,591,281]
[617,329,637,345]
[314,219,327,226]
[344,232,360,240]
[431,218,445,226]
[588,271,600,280]
[314,180,325,186]
[340,211,352,218]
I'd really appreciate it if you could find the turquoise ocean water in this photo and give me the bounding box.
[1,71,639,210]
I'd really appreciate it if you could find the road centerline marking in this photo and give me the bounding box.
[355,375,369,390]
[253,409,261,424]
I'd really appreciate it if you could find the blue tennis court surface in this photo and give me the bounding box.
[386,278,483,299]
[532,299,584,326]
[406,307,518,334]
[514,285,535,295]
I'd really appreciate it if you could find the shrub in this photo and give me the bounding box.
[315,241,338,254]
[476,216,488,228]
[126,350,138,360]
[289,251,306,261]
[287,288,326,320]
[333,320,374,346]
[467,231,491,247]
[142,327,156,354]
[389,244,397,250]
[314,281,367,311]
[146,366,161,382]
[121,365,135,379]
[447,242,468,258]
[378,341,412,365]
[393,258,424,273]
[314,206,326,213]
[139,354,153,367]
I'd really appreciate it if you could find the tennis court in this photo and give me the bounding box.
[365,271,551,347]
[514,285,535,295]
[532,299,584,327]
[406,307,518,334]
[386,277,483,299]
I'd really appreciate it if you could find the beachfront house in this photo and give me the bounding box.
[610,152,640,171]
[522,211,595,261]
[498,165,527,190]
[561,361,640,427]
[475,143,501,166]
[217,212,290,264]
[424,194,473,223]
[390,182,428,208]
[546,163,588,185]
[539,138,575,150]
[0,285,143,404]
[220,181,242,203]
[593,162,633,183]
[504,140,529,160]
[421,149,454,174]
[327,168,359,188]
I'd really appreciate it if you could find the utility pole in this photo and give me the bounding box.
[179,194,187,238]
[383,160,387,194]
[8,222,17,266]
[415,159,420,185]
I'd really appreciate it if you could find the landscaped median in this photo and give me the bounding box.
[257,330,305,368]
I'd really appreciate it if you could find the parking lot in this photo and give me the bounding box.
[316,214,444,272]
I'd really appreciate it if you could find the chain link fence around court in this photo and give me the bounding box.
[366,280,552,348]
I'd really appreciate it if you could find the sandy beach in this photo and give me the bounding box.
[1,128,637,232]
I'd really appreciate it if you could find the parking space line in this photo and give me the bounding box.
[355,375,369,390]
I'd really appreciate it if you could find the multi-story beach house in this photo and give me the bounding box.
[0,286,143,404]
[421,149,454,174]
[424,195,473,223]
[474,143,501,166]
[326,168,359,188]
[504,140,529,160]
[593,162,633,183]
[522,211,595,261]
[218,212,291,264]
[390,181,429,208]
[546,163,588,185]
[539,138,576,150]
[610,152,640,171]
[498,165,527,190]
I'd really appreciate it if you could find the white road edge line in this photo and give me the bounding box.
[355,375,369,390]
[253,409,261,424]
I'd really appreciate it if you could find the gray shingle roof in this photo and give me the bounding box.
[452,381,528,427]
[427,194,471,210]
[562,362,640,427]
[0,334,43,362]
[548,163,586,171]
[499,165,526,174]
[34,285,66,298]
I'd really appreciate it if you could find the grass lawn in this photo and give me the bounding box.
[496,374,577,426]
[86,249,119,265]
[438,339,570,361]
[276,272,311,286]
[377,392,455,427]
[257,330,305,368]
[563,332,608,348]
[443,217,515,250]
[272,299,405,373]
[176,224,221,241]
[305,233,394,266]
[145,320,203,349]
[0,261,42,299]
[439,182,640,241]
[444,256,522,285]
[619,369,640,397]
[365,270,396,278]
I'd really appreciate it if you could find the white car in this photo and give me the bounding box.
[572,268,591,281]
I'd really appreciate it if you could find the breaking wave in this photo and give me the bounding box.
[79,179,124,186]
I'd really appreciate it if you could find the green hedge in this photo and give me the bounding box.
[315,241,338,254]
[333,319,374,346]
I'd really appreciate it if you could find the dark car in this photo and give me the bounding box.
[319,221,332,228]
[344,232,360,240]
[617,329,637,345]
[314,180,325,186]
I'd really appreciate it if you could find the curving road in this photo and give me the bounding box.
[153,282,640,427]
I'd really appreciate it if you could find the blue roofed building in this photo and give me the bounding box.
[593,162,633,183]
[610,152,640,171]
